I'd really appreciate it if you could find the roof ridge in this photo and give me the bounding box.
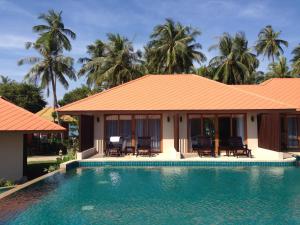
[194,77,293,108]
[229,84,294,108]
[57,75,151,111]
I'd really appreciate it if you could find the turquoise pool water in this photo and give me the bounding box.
[1,166,300,224]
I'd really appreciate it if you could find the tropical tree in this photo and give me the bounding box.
[58,85,92,106]
[33,9,76,52]
[0,75,12,84]
[193,65,214,79]
[266,56,293,78]
[291,44,300,75]
[209,32,259,84]
[145,18,206,74]
[78,33,144,89]
[245,71,266,84]
[78,40,106,88]
[0,80,46,113]
[19,10,76,124]
[255,25,288,63]
[18,42,76,109]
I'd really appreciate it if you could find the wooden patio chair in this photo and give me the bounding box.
[136,136,152,157]
[107,136,124,157]
[228,136,252,158]
[192,136,214,157]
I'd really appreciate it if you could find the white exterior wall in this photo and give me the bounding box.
[246,112,259,151]
[162,112,175,153]
[0,132,23,181]
[94,113,105,156]
[178,113,188,153]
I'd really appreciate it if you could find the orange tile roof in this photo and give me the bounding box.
[233,78,300,110]
[0,97,65,132]
[58,75,295,113]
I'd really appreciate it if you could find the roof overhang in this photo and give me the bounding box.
[58,108,297,116]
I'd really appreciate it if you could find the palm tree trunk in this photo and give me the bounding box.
[50,69,61,125]
[272,55,274,64]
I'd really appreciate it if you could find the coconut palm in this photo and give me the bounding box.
[19,10,76,125]
[291,44,300,75]
[78,40,106,88]
[255,25,288,63]
[78,33,144,89]
[18,42,76,110]
[193,65,214,79]
[266,56,293,78]
[245,71,266,84]
[146,19,206,74]
[209,32,258,84]
[33,9,76,52]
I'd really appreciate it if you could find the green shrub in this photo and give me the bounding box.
[0,179,14,187]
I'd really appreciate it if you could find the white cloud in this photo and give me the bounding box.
[0,34,33,49]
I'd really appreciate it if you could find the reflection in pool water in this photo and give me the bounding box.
[1,166,300,225]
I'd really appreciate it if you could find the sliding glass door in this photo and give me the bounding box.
[287,116,299,148]
[105,114,161,152]
[188,114,246,152]
[135,115,161,152]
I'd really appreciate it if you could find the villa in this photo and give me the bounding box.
[0,97,65,181]
[57,75,300,160]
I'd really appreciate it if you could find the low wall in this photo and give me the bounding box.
[76,147,97,160]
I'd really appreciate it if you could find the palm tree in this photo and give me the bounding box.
[209,32,258,84]
[33,9,76,52]
[145,19,206,74]
[19,10,76,125]
[78,33,144,89]
[0,75,12,84]
[193,65,214,79]
[291,44,300,75]
[266,56,293,78]
[78,40,106,88]
[245,71,266,84]
[255,25,288,63]
[18,42,76,111]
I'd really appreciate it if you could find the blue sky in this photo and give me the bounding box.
[0,0,299,105]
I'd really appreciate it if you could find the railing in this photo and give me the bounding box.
[76,147,97,160]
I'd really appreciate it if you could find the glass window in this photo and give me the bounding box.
[148,115,161,151]
[203,116,215,138]
[232,114,245,142]
[287,117,298,148]
[188,115,201,151]
[135,115,161,152]
[119,115,132,146]
[105,115,119,141]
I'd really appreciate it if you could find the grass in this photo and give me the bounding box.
[26,160,57,180]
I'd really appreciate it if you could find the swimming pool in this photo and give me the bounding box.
[1,166,300,224]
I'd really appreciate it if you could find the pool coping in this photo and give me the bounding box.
[60,157,297,171]
[0,170,61,201]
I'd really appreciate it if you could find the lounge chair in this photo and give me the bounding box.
[192,136,214,157]
[136,136,152,157]
[107,136,124,156]
[228,136,252,158]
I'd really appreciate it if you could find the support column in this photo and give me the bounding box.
[174,114,179,152]
[214,115,219,157]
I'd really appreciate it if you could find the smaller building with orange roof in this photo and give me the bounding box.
[0,96,65,181]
